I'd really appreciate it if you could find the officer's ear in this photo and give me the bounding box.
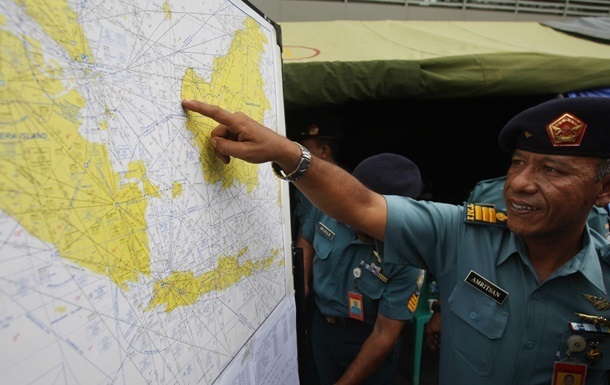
[594,169,610,208]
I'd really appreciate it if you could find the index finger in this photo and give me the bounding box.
[182,99,234,125]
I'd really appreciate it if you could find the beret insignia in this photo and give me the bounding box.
[545,112,587,147]
[289,109,344,141]
[306,124,319,136]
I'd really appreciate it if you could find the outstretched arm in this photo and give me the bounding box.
[336,314,406,385]
[182,99,388,241]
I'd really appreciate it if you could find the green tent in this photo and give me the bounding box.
[280,19,610,109]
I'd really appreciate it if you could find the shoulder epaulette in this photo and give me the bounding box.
[464,202,508,228]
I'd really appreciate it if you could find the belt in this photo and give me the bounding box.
[321,314,364,327]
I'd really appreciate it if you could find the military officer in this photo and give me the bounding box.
[182,96,610,385]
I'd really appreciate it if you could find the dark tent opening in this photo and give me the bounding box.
[287,94,556,204]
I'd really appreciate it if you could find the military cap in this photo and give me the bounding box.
[352,153,422,198]
[498,97,610,158]
[286,109,344,141]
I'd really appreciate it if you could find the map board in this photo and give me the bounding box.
[0,0,298,384]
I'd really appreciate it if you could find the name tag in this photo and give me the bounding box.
[316,222,335,241]
[464,270,508,305]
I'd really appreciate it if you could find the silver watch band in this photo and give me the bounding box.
[272,142,312,182]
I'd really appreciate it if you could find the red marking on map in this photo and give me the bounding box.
[282,46,320,60]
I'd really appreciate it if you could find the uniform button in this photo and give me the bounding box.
[533,292,541,300]
[470,312,477,320]
[526,341,534,349]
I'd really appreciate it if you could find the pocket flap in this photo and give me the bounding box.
[448,281,509,339]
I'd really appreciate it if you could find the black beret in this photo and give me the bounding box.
[498,97,610,158]
[286,109,344,141]
[352,153,422,198]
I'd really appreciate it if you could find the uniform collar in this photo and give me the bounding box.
[496,232,519,266]
[576,225,607,294]
[498,228,607,293]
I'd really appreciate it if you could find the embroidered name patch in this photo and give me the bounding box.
[464,270,508,305]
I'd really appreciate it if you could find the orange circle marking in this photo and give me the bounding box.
[283,46,320,61]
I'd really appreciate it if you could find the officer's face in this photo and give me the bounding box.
[504,149,603,242]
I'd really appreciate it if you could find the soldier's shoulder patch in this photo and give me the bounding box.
[464,202,508,228]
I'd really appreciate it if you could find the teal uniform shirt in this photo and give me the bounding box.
[302,207,424,325]
[384,195,610,385]
[293,189,314,236]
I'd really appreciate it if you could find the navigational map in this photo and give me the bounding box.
[0,0,290,384]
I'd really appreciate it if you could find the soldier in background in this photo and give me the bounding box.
[286,108,345,385]
[297,153,425,385]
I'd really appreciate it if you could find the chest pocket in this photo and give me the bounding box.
[355,267,385,301]
[353,259,387,324]
[311,219,346,262]
[310,230,337,295]
[448,281,509,376]
[312,233,333,261]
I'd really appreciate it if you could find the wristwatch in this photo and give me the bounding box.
[272,142,311,182]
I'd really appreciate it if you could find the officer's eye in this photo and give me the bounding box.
[543,165,559,174]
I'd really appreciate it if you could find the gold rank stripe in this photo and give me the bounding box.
[474,204,496,222]
[407,292,420,313]
[465,203,508,228]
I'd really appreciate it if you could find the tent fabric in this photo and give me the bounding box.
[543,17,610,42]
[280,19,610,108]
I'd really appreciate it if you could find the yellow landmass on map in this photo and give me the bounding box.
[172,182,183,198]
[0,26,151,289]
[126,160,161,198]
[181,16,271,193]
[148,247,279,311]
[16,0,94,64]
[101,105,116,130]
[1,4,282,310]
[162,1,172,19]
